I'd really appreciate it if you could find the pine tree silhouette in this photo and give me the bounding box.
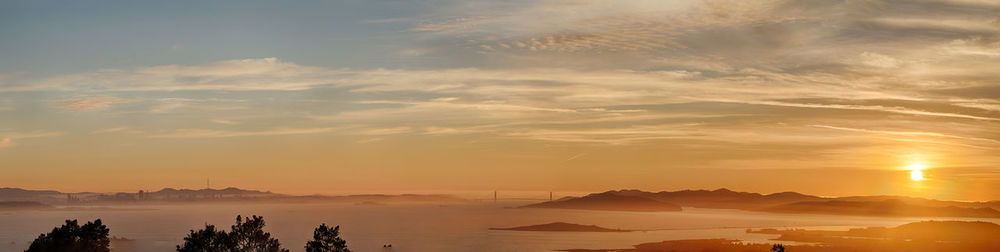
[771,244,785,252]
[26,219,110,252]
[176,215,288,252]
[305,224,350,252]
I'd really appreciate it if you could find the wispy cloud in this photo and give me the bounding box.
[149,98,246,114]
[5,58,345,92]
[506,123,713,145]
[0,131,65,148]
[150,127,335,138]
[422,126,491,135]
[810,125,1000,145]
[355,137,384,144]
[55,96,132,112]
[564,152,587,162]
[354,126,412,136]
[0,1,994,165]
[90,127,144,135]
[411,16,491,32]
[5,55,996,150]
[210,119,240,125]
[742,101,1000,121]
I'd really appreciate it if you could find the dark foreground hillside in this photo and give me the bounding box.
[566,221,1000,252]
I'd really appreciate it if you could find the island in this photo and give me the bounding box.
[491,222,631,232]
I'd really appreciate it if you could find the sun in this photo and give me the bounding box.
[910,170,924,181]
[907,163,926,181]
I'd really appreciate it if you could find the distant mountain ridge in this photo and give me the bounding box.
[526,191,682,212]
[154,187,269,194]
[0,187,462,206]
[0,187,63,198]
[0,201,54,210]
[522,188,1000,218]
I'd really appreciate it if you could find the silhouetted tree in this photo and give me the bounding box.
[26,219,110,252]
[304,224,350,252]
[176,225,230,252]
[176,215,288,252]
[771,243,785,252]
[229,215,286,252]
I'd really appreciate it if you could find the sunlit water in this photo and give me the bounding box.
[1,202,997,252]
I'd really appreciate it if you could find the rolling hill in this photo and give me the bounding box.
[522,188,1000,218]
[523,191,682,212]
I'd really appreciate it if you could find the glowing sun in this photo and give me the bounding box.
[907,163,926,181]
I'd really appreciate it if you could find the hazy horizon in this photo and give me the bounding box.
[8,185,999,204]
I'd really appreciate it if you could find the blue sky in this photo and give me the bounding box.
[0,0,436,73]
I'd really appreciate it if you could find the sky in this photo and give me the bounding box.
[1,0,999,201]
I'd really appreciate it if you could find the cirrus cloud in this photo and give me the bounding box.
[55,96,132,112]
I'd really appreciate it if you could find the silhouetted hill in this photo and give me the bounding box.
[649,188,825,209]
[889,221,1000,242]
[526,188,822,212]
[749,220,1000,248]
[0,188,61,197]
[0,201,53,210]
[0,188,64,203]
[491,222,630,232]
[761,199,1000,218]
[0,186,462,206]
[523,192,682,212]
[142,187,274,200]
[522,188,1000,218]
[834,195,1000,210]
[153,187,268,194]
[569,221,1000,252]
[301,194,461,202]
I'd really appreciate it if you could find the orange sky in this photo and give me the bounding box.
[1,0,998,201]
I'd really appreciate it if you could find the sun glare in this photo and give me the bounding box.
[907,163,926,181]
[910,170,925,181]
